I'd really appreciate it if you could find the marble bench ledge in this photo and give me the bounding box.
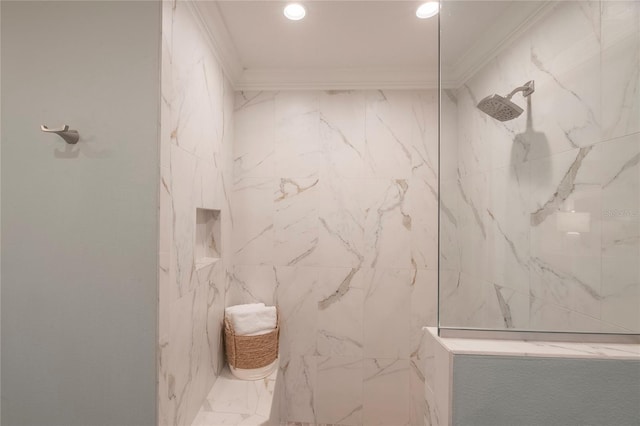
[424,327,640,360]
[191,362,279,426]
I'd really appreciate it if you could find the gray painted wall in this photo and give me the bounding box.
[1,1,160,425]
[453,355,640,426]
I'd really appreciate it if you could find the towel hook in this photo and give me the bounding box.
[41,124,79,144]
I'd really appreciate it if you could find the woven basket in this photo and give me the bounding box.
[224,309,280,370]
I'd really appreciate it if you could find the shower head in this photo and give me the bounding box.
[477,80,535,122]
[477,94,524,121]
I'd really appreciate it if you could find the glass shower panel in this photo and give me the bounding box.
[438,0,640,333]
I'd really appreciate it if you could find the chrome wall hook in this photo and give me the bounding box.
[41,124,80,144]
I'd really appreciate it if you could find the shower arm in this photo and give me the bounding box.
[505,80,535,100]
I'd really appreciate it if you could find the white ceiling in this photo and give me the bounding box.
[216,1,438,70]
[192,0,551,90]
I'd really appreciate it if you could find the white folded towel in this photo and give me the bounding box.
[225,303,277,336]
[225,303,265,316]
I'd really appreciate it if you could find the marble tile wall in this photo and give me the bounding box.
[440,0,640,333]
[158,1,235,425]
[231,90,439,424]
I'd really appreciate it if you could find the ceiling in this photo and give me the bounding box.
[193,0,551,90]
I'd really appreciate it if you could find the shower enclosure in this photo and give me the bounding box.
[438,0,639,335]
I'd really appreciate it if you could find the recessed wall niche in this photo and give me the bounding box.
[195,208,221,270]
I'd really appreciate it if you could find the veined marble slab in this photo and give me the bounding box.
[191,364,279,426]
[425,327,640,360]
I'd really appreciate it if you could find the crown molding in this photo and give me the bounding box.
[184,0,244,87]
[184,0,557,91]
[447,1,557,87]
[237,67,440,91]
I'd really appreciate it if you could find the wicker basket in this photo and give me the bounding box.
[224,309,280,370]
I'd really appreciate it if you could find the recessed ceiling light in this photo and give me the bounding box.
[284,3,306,21]
[416,2,439,19]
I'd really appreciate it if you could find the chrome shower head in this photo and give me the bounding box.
[477,80,535,122]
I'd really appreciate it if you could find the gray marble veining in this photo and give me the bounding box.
[440,0,640,334]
